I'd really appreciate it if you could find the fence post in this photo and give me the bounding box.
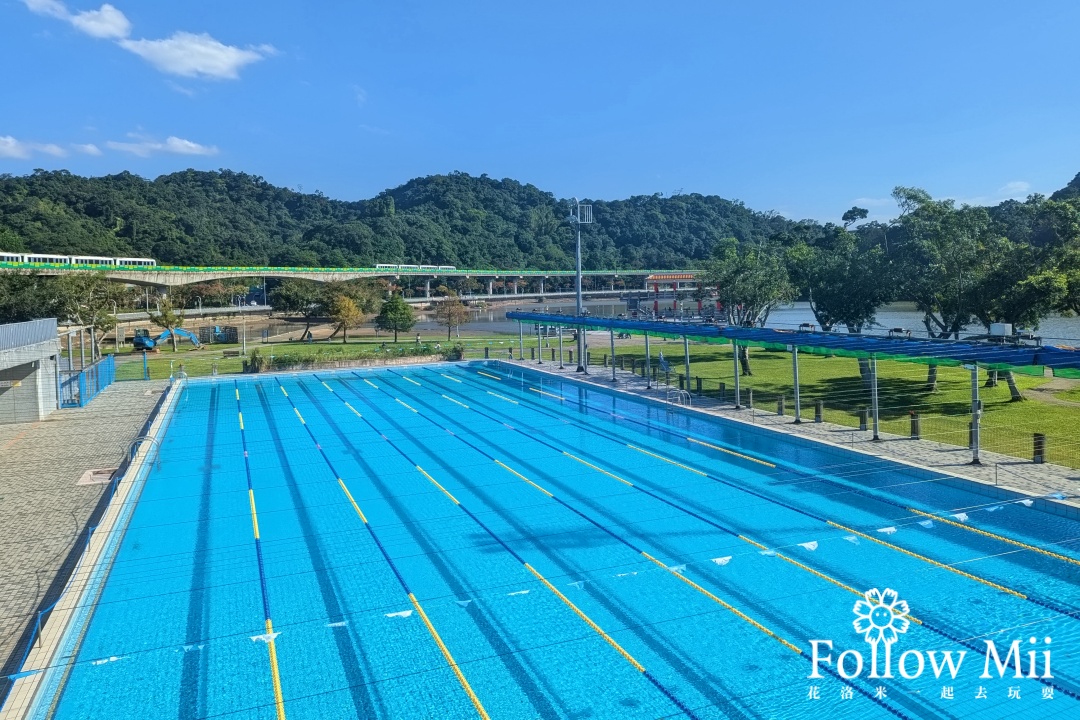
[530,347,535,360]
[910,412,920,439]
[776,395,785,417]
[858,409,868,431]
[719,381,726,402]
[568,350,573,365]
[603,354,608,367]
[695,377,702,396]
[484,347,489,359]
[142,351,149,380]
[1033,433,1046,464]
[815,399,823,423]
[678,374,684,391]
[551,348,555,361]
[747,388,753,409]
[968,422,974,449]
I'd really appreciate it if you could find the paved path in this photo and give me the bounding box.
[0,381,167,687]
[513,361,1080,511]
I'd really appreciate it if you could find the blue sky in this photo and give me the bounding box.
[3,0,1079,223]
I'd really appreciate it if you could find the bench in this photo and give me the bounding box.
[222,349,241,357]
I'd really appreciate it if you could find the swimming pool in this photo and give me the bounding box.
[28,361,1080,718]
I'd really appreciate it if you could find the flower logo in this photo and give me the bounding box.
[853,588,910,646]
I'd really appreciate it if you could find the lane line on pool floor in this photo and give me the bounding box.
[272,378,491,720]
[315,373,704,720]
[441,366,1080,700]
[489,366,1080,572]
[421,370,918,618]
[360,370,917,719]
[454,367,1075,606]
[234,382,288,720]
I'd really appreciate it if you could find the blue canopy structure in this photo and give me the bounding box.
[505,311,1080,378]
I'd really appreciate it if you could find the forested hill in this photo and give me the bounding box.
[0,169,797,269]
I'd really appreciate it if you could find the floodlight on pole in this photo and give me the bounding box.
[567,197,593,372]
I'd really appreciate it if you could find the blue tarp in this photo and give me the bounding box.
[506,311,1080,376]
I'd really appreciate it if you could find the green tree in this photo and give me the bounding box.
[841,206,869,229]
[892,187,990,389]
[0,271,61,324]
[375,292,415,342]
[269,279,324,335]
[53,273,123,359]
[328,294,362,343]
[701,238,794,375]
[433,293,470,339]
[149,297,185,352]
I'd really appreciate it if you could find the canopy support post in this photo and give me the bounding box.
[644,331,652,390]
[683,335,691,390]
[733,341,741,409]
[971,363,982,465]
[792,346,802,424]
[871,354,880,441]
[610,328,617,382]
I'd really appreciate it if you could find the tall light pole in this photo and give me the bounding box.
[567,197,593,372]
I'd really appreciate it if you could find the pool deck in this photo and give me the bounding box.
[0,381,168,700]
[513,360,1080,515]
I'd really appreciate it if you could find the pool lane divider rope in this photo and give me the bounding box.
[453,367,1069,608]
[233,381,288,720]
[270,378,491,720]
[450,366,1080,702]
[319,373,703,720]
[372,370,915,719]
[366,375,807,657]
[424,371,919,618]
[905,508,1080,567]
[490,366,1080,572]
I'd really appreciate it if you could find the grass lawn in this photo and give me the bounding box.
[609,337,1080,468]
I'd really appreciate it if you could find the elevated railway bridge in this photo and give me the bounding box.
[0,261,701,298]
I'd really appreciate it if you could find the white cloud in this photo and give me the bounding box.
[353,86,367,106]
[0,135,67,159]
[24,1,130,39]
[23,2,273,79]
[853,197,893,208]
[997,180,1030,196]
[106,135,218,157]
[70,4,130,39]
[23,0,68,20]
[72,142,103,155]
[118,32,274,79]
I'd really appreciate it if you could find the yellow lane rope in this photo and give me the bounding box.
[627,444,707,476]
[686,437,775,467]
[409,594,491,720]
[477,371,501,380]
[562,452,634,487]
[828,522,1027,599]
[908,508,1080,568]
[265,619,287,720]
[523,563,646,672]
[529,387,565,401]
[737,536,921,625]
[640,552,802,654]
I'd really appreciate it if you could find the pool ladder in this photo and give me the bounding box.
[666,388,692,406]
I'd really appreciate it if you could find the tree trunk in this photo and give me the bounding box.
[447,326,452,340]
[171,331,179,352]
[738,345,753,376]
[984,369,998,388]
[1003,371,1024,401]
[394,329,399,342]
[926,364,938,392]
[342,326,347,344]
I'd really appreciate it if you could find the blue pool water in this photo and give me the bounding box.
[41,361,1080,719]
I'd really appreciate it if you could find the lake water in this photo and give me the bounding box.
[417,300,1080,344]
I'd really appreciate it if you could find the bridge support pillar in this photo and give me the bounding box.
[513,280,518,295]
[425,279,431,298]
[487,279,494,295]
[540,278,545,295]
